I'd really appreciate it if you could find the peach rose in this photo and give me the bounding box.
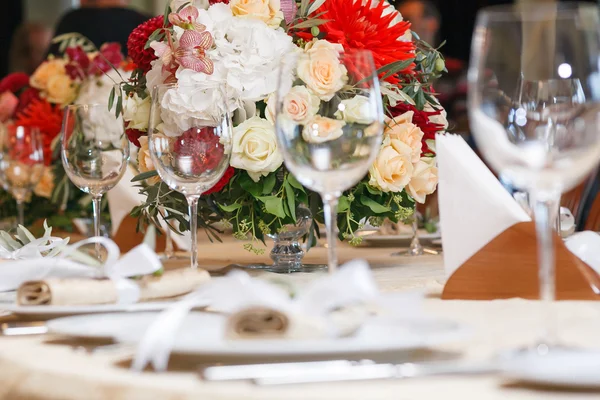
[385,111,423,163]
[30,59,67,91]
[297,40,347,101]
[282,86,320,124]
[302,116,345,143]
[0,92,18,123]
[407,157,438,204]
[33,167,55,198]
[230,0,283,27]
[46,74,77,105]
[368,137,413,193]
[138,136,161,185]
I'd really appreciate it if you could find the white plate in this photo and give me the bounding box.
[1,299,211,317]
[48,312,468,356]
[362,231,441,247]
[502,349,600,389]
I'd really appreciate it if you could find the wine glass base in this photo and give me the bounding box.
[159,252,189,261]
[497,343,582,362]
[391,247,441,256]
[242,263,328,274]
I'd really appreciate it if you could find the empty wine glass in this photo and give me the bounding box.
[148,83,232,270]
[469,3,600,351]
[0,125,44,226]
[275,50,384,273]
[391,206,439,257]
[61,104,130,258]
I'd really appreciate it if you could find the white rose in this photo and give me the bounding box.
[123,93,151,131]
[424,102,448,130]
[281,86,320,124]
[334,95,373,124]
[384,111,423,163]
[407,157,438,203]
[368,137,413,193]
[302,116,345,144]
[297,40,347,101]
[231,116,283,181]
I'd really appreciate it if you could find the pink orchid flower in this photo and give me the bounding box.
[174,30,214,74]
[168,6,206,32]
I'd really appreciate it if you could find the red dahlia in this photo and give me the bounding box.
[127,15,166,73]
[389,103,444,155]
[0,72,30,94]
[300,0,415,83]
[173,127,226,175]
[15,99,63,165]
[126,126,144,147]
[205,166,235,195]
[208,0,229,4]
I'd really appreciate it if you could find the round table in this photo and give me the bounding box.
[1,239,600,400]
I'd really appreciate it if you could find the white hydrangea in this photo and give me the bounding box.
[75,69,124,106]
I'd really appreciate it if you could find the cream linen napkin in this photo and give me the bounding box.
[17,268,210,306]
[435,134,532,276]
[106,164,191,251]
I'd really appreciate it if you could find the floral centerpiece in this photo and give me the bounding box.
[120,0,447,249]
[0,39,127,230]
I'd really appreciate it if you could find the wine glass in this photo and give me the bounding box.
[391,206,439,257]
[275,50,384,273]
[469,3,600,351]
[61,104,130,258]
[147,83,232,270]
[0,125,44,226]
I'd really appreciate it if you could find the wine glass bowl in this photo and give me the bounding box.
[148,83,233,269]
[0,125,44,226]
[468,2,600,350]
[61,104,129,256]
[275,50,384,272]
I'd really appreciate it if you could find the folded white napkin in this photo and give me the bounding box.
[565,231,600,275]
[132,260,424,372]
[0,237,162,305]
[436,134,532,276]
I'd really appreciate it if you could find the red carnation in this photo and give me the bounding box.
[91,42,124,75]
[126,127,144,147]
[173,127,226,176]
[205,166,234,195]
[65,46,90,80]
[127,15,166,73]
[389,103,444,155]
[16,88,40,115]
[0,72,30,94]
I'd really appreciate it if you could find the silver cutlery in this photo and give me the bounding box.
[200,359,499,385]
[1,322,48,336]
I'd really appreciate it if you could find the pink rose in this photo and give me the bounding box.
[0,91,19,122]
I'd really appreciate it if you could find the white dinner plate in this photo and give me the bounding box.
[0,299,211,317]
[48,312,468,357]
[502,349,600,389]
[362,231,441,247]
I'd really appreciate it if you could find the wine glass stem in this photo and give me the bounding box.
[531,190,560,347]
[165,225,175,259]
[187,196,199,269]
[16,199,24,227]
[92,195,102,260]
[409,208,423,256]
[322,195,339,274]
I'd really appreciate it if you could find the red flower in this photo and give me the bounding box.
[298,0,414,83]
[389,103,444,155]
[127,15,166,73]
[16,88,40,115]
[126,126,144,147]
[65,46,90,80]
[205,166,235,195]
[14,99,63,165]
[173,127,225,176]
[0,72,30,94]
[90,43,124,75]
[208,0,229,4]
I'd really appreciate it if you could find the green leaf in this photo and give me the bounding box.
[219,202,242,212]
[360,196,391,214]
[378,59,415,80]
[307,0,326,15]
[284,182,296,221]
[262,173,277,194]
[287,174,304,191]
[300,0,310,16]
[258,196,286,218]
[337,195,350,213]
[115,94,123,118]
[131,170,159,182]
[239,173,262,197]
[365,184,382,196]
[292,19,331,30]
[163,1,171,26]
[108,86,116,111]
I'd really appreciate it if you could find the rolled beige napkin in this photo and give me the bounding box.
[226,307,290,339]
[17,268,210,306]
